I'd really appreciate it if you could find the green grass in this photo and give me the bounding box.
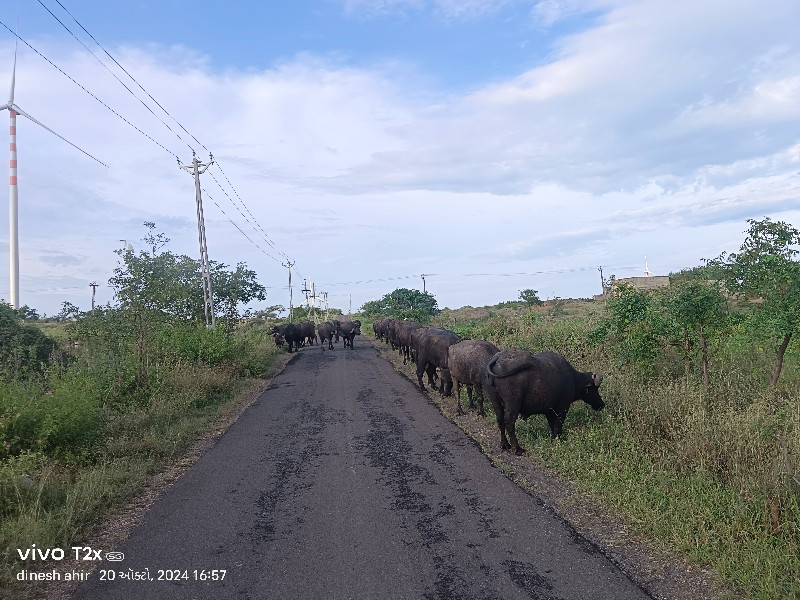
[366,314,800,600]
[509,410,800,599]
[0,327,284,595]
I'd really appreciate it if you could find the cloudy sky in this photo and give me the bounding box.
[1,0,799,316]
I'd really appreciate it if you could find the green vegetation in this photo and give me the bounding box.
[0,223,283,593]
[518,288,543,307]
[360,287,439,323]
[375,217,800,599]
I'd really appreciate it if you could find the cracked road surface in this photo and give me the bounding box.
[73,337,651,600]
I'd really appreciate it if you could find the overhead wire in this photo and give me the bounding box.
[201,187,284,265]
[35,0,194,156]
[37,1,300,275]
[212,162,292,261]
[49,0,208,154]
[206,169,292,262]
[0,18,179,161]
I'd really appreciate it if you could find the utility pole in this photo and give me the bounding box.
[302,280,311,320]
[89,281,98,311]
[310,282,317,321]
[322,291,329,321]
[598,266,605,294]
[421,274,427,293]
[180,153,215,328]
[282,260,295,322]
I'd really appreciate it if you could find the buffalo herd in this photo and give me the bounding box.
[373,317,605,455]
[271,319,362,354]
[269,315,604,454]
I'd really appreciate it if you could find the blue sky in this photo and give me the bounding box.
[1,0,800,315]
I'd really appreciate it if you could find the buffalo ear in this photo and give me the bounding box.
[592,373,603,387]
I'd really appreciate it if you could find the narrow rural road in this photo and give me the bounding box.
[73,336,651,600]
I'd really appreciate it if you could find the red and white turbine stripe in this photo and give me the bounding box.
[9,107,19,308]
[10,109,17,185]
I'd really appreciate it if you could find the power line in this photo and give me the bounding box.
[0,18,179,160]
[35,0,193,155]
[201,187,284,265]
[207,169,292,262]
[48,0,206,154]
[34,3,299,272]
[317,266,639,287]
[19,6,304,281]
[214,162,293,260]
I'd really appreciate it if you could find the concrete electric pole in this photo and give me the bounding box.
[89,281,98,311]
[180,153,215,328]
[282,260,295,322]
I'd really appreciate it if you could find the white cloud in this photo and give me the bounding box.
[2,1,800,314]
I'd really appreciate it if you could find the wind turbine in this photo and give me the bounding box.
[1,35,107,308]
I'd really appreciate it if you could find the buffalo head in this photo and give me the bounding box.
[581,372,605,410]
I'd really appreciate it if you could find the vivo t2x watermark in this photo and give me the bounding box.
[17,545,123,562]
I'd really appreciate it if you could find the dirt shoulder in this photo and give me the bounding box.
[370,337,732,600]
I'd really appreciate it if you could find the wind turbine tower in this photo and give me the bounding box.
[1,36,106,308]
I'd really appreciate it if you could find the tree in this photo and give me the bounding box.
[360,288,439,323]
[589,283,666,370]
[519,289,543,307]
[664,280,729,389]
[251,305,286,320]
[107,222,267,397]
[14,305,40,321]
[56,301,81,322]
[710,217,800,386]
[109,224,266,325]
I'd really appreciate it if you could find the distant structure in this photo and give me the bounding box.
[594,257,669,301]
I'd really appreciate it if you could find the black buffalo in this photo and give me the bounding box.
[375,317,392,343]
[395,321,424,365]
[317,322,335,350]
[447,339,500,416]
[413,328,461,395]
[332,319,342,343]
[300,321,316,346]
[272,323,302,353]
[485,350,604,454]
[340,320,361,349]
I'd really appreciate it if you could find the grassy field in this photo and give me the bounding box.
[368,300,800,599]
[0,319,285,596]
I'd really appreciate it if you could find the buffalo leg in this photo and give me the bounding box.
[417,362,428,391]
[505,410,524,455]
[475,386,485,417]
[441,369,453,397]
[545,408,568,439]
[426,364,437,388]
[466,385,475,409]
[487,389,511,450]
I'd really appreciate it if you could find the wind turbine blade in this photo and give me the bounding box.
[11,104,109,168]
[9,1,17,104]
[9,38,16,104]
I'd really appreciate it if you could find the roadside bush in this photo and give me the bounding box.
[0,367,106,462]
[0,303,61,381]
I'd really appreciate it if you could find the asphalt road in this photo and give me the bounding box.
[73,336,651,600]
